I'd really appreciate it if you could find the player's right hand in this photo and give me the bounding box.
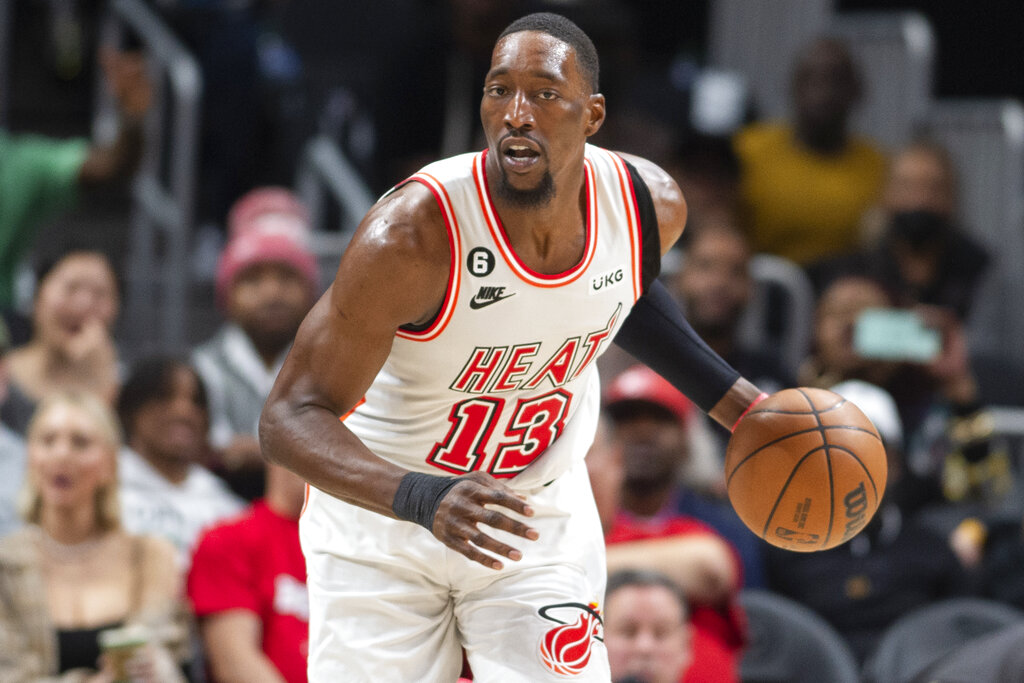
[431,472,540,570]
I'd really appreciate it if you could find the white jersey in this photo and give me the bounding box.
[342,144,656,490]
[301,144,657,681]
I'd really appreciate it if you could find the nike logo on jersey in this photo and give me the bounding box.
[470,286,516,309]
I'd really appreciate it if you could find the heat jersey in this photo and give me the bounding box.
[341,144,658,490]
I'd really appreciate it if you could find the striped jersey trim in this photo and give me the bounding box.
[395,172,462,341]
[472,151,598,288]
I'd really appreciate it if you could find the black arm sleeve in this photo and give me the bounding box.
[613,279,741,413]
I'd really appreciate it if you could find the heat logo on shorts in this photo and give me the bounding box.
[538,602,603,677]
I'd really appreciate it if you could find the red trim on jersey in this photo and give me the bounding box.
[338,396,367,422]
[300,483,310,517]
[610,153,643,302]
[472,151,597,288]
[395,173,462,341]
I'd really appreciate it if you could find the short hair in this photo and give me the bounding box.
[606,569,689,620]
[498,12,599,92]
[21,391,123,531]
[117,356,208,440]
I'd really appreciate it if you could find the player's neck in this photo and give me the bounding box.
[494,174,588,274]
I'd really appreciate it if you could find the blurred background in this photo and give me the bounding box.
[4,1,1024,681]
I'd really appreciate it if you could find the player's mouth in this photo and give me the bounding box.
[500,138,542,172]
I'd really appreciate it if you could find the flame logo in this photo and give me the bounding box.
[538,602,603,676]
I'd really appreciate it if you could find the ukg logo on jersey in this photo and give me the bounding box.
[590,268,624,294]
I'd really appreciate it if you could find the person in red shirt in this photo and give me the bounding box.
[187,463,308,682]
[589,366,747,682]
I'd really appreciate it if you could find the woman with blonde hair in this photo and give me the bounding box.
[0,391,190,682]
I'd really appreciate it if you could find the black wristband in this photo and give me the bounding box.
[392,471,462,531]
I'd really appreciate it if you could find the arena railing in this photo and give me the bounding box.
[95,0,202,355]
[294,134,376,285]
[923,99,1024,367]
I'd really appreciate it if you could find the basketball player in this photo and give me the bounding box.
[260,12,764,681]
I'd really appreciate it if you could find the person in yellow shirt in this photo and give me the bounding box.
[734,37,887,266]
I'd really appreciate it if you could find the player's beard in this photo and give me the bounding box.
[496,168,555,208]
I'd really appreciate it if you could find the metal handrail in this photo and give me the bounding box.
[295,134,376,267]
[96,0,202,355]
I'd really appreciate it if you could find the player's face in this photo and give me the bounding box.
[481,31,604,205]
[605,585,692,683]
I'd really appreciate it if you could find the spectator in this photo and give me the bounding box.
[664,135,743,235]
[813,141,989,321]
[0,391,188,681]
[192,188,319,499]
[733,37,887,266]
[797,275,898,392]
[0,320,26,536]
[188,462,308,683]
[798,275,1003,511]
[600,368,749,683]
[0,49,149,315]
[2,249,121,434]
[117,357,244,568]
[605,364,764,591]
[604,569,693,683]
[670,220,794,468]
[765,379,970,663]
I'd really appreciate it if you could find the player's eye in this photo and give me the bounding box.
[485,85,508,97]
[537,90,558,100]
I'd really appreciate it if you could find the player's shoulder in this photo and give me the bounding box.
[351,176,451,270]
[613,150,687,253]
[613,151,679,201]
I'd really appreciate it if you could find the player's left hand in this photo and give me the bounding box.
[432,472,540,570]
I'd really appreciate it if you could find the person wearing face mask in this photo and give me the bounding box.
[2,250,121,435]
[0,391,189,682]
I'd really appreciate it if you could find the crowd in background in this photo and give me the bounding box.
[2,0,1024,681]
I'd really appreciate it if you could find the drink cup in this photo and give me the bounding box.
[98,624,151,682]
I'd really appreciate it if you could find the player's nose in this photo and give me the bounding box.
[503,91,535,130]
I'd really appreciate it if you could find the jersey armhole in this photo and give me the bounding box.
[393,175,462,340]
[621,160,661,294]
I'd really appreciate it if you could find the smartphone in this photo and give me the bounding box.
[853,308,942,363]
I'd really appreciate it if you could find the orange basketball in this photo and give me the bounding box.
[725,387,888,552]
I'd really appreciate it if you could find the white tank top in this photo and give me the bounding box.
[343,144,655,490]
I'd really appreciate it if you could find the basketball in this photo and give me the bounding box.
[725,387,888,552]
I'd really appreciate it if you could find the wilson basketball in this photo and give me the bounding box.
[725,388,887,552]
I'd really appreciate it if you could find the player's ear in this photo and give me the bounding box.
[584,94,606,138]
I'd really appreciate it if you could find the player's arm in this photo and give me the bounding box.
[259,183,537,569]
[200,611,287,683]
[614,153,764,430]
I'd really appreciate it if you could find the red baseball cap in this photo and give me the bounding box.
[604,365,694,425]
